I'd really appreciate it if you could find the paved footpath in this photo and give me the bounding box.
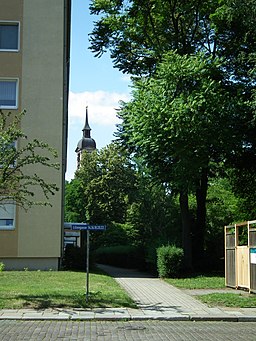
[97,264,256,322]
[0,264,256,322]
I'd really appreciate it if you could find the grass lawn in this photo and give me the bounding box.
[1,268,256,310]
[165,274,256,308]
[0,268,136,310]
[165,274,225,289]
[198,293,256,308]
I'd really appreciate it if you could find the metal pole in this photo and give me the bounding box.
[86,230,90,302]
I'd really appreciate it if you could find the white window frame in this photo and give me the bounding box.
[0,78,19,109]
[0,200,16,230]
[9,140,17,168]
[0,21,20,52]
[0,140,17,168]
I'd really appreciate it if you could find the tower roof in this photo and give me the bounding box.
[82,106,91,138]
[75,106,96,153]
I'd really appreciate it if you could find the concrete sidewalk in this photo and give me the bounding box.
[96,264,256,322]
[0,264,256,322]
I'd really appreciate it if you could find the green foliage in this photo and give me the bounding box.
[65,141,185,271]
[0,262,5,272]
[89,0,220,75]
[93,222,140,250]
[90,0,256,84]
[228,158,256,219]
[89,0,256,271]
[65,178,86,222]
[205,177,240,264]
[117,52,238,268]
[62,245,86,270]
[157,245,184,278]
[0,110,59,209]
[76,143,137,224]
[210,0,256,83]
[237,225,248,246]
[94,245,142,268]
[118,52,241,191]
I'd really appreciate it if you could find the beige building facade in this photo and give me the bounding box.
[0,0,71,269]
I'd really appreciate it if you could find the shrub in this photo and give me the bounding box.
[157,245,184,278]
[144,237,173,274]
[92,222,140,249]
[62,245,94,270]
[0,262,5,272]
[94,245,142,268]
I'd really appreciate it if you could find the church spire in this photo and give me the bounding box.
[82,106,91,138]
[75,106,96,168]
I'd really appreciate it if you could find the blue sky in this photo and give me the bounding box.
[66,0,131,180]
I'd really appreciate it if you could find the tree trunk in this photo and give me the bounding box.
[179,190,193,271]
[193,167,208,268]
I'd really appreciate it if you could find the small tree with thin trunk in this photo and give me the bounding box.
[0,110,59,209]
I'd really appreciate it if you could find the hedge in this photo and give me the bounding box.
[94,245,142,268]
[157,245,184,278]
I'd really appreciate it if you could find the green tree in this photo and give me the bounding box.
[89,0,256,269]
[89,0,219,75]
[210,0,256,84]
[65,142,182,270]
[76,142,137,225]
[117,52,244,268]
[128,164,182,271]
[65,178,86,222]
[90,0,256,80]
[205,177,240,267]
[0,110,59,209]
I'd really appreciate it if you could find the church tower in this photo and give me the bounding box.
[75,106,96,168]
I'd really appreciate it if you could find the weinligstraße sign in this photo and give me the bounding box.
[64,222,106,231]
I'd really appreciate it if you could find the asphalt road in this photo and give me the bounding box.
[0,320,256,340]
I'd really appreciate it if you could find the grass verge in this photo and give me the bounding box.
[165,274,256,308]
[198,293,256,308]
[0,268,136,309]
[165,274,225,289]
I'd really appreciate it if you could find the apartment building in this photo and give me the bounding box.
[0,0,71,269]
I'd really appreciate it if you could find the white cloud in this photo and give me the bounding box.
[121,74,132,83]
[68,90,131,126]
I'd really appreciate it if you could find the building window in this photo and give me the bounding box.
[0,140,17,168]
[0,79,18,109]
[0,22,19,51]
[0,201,15,230]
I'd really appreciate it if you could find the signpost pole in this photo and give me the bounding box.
[86,230,90,302]
[64,222,106,304]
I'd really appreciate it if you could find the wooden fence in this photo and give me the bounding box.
[225,220,256,293]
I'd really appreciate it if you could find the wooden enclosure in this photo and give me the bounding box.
[225,220,256,293]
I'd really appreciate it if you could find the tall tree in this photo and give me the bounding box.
[0,110,59,209]
[89,0,220,75]
[90,0,256,79]
[116,52,245,268]
[89,0,256,268]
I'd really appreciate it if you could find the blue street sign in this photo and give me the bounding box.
[64,222,106,231]
[72,224,106,231]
